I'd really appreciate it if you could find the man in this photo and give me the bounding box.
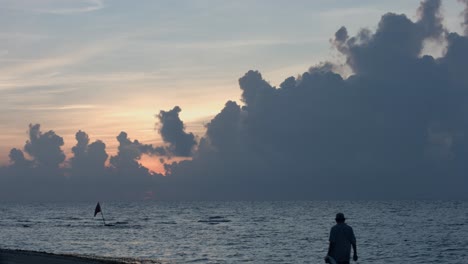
[325,213,358,264]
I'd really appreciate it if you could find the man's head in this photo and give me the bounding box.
[335,213,346,223]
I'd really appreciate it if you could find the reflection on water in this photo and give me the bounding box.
[0,201,467,263]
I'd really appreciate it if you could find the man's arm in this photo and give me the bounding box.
[324,242,335,263]
[349,227,358,261]
[352,242,358,261]
[327,242,335,256]
[328,227,336,256]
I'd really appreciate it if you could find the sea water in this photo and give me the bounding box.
[0,201,467,263]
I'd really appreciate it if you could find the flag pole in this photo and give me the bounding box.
[100,209,106,225]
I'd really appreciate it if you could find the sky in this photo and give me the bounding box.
[1,0,468,201]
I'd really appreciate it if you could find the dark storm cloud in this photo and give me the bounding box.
[109,131,165,173]
[1,0,468,201]
[417,0,444,38]
[158,0,468,200]
[24,124,66,168]
[9,148,32,168]
[0,126,166,201]
[69,130,108,177]
[157,106,196,157]
[462,0,468,36]
[334,0,445,75]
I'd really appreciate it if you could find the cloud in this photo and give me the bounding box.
[109,131,166,172]
[20,104,97,111]
[7,0,106,15]
[461,0,468,35]
[157,106,196,157]
[417,0,444,38]
[0,38,124,87]
[334,0,445,75]
[24,124,66,168]
[1,0,468,201]
[159,0,468,200]
[319,7,382,20]
[70,130,108,176]
[9,148,33,168]
[0,125,167,201]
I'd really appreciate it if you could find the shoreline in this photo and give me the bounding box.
[0,249,162,264]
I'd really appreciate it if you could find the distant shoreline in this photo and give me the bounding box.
[0,248,161,264]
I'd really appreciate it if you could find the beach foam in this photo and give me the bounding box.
[0,249,161,264]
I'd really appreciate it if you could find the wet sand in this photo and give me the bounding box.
[0,249,161,264]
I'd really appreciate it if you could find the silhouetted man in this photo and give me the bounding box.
[325,213,358,264]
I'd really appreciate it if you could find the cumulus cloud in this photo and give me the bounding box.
[461,0,468,36]
[159,0,468,200]
[9,148,32,168]
[417,0,444,38]
[334,0,446,75]
[24,124,66,168]
[0,126,167,201]
[69,130,108,177]
[1,0,468,201]
[157,106,196,157]
[109,131,165,174]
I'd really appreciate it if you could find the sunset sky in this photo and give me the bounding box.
[2,0,468,201]
[1,0,463,165]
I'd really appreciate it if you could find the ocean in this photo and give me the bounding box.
[0,201,467,263]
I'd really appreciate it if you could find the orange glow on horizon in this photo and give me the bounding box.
[139,154,192,176]
[138,154,166,175]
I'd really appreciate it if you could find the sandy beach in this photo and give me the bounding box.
[0,249,161,264]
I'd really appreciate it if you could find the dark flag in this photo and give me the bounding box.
[94,202,102,217]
